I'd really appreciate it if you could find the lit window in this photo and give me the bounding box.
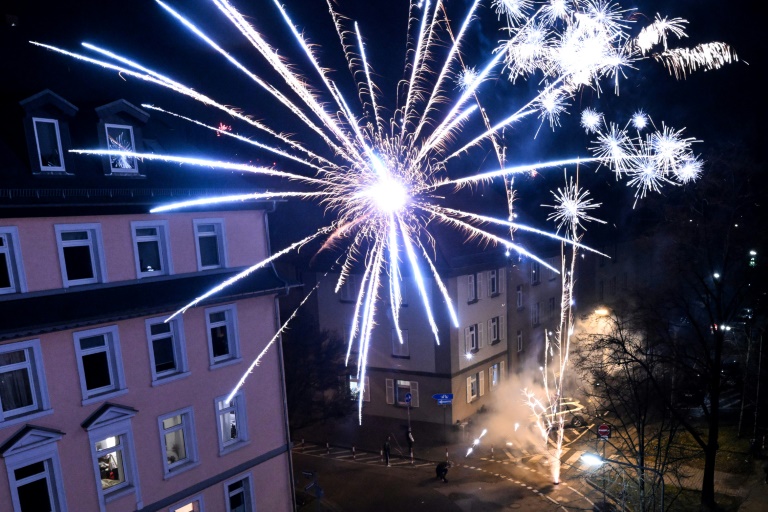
[490,363,501,388]
[391,329,409,358]
[0,340,50,427]
[159,408,198,476]
[171,496,203,512]
[206,305,240,367]
[194,219,226,270]
[531,261,541,285]
[349,376,370,402]
[73,326,125,404]
[466,371,484,402]
[225,475,254,512]
[216,391,248,454]
[0,228,26,295]
[2,427,67,512]
[131,221,171,278]
[105,123,137,172]
[395,379,419,407]
[84,404,139,507]
[55,224,106,287]
[146,317,188,384]
[32,118,65,172]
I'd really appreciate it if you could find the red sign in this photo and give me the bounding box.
[598,424,611,439]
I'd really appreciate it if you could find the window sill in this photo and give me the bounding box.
[163,460,201,480]
[0,408,54,431]
[82,388,129,407]
[218,439,251,457]
[104,483,136,503]
[391,355,410,359]
[209,357,242,370]
[467,299,478,305]
[151,371,191,387]
[490,292,500,298]
[490,340,501,346]
[34,170,75,176]
[516,306,525,312]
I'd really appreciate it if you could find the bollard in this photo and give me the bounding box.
[301,438,305,448]
[445,448,449,461]
[380,449,384,462]
[410,448,414,464]
[352,446,356,459]
[491,445,494,459]
[326,442,330,454]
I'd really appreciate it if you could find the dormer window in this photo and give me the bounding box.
[105,124,137,172]
[32,118,65,171]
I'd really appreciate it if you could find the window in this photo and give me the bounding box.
[225,475,254,512]
[131,221,171,278]
[531,261,541,285]
[0,228,26,295]
[467,274,477,303]
[146,317,188,384]
[466,371,484,402]
[339,275,358,303]
[2,427,67,512]
[194,219,226,270]
[385,379,419,407]
[206,305,240,367]
[548,257,558,280]
[216,391,248,454]
[84,404,140,508]
[516,284,523,309]
[0,340,50,427]
[487,316,505,345]
[73,326,126,404]
[399,281,408,307]
[490,362,502,389]
[391,329,409,358]
[349,376,370,402]
[488,270,499,296]
[548,297,556,320]
[464,323,484,354]
[159,408,198,476]
[55,224,106,287]
[517,330,523,352]
[171,496,203,512]
[32,118,65,172]
[531,302,540,327]
[105,123,137,172]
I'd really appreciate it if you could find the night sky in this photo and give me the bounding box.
[1,0,764,264]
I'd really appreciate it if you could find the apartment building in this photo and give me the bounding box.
[0,90,294,511]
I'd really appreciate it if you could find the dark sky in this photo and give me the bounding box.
[1,0,763,261]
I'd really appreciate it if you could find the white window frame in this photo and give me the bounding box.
[391,329,410,358]
[194,219,227,271]
[487,316,505,345]
[131,220,172,278]
[73,326,126,405]
[32,117,65,172]
[158,407,199,477]
[531,260,541,285]
[55,223,107,288]
[224,474,255,512]
[88,422,140,510]
[467,374,477,402]
[490,363,501,389]
[0,339,51,427]
[464,323,484,353]
[488,269,498,296]
[105,123,138,172]
[531,302,540,327]
[517,330,523,352]
[0,227,27,295]
[3,430,68,512]
[349,375,370,402]
[516,285,523,309]
[170,495,204,512]
[467,274,477,303]
[393,379,419,407]
[215,391,249,455]
[146,316,189,385]
[206,305,241,367]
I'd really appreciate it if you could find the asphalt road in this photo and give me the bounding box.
[292,444,600,511]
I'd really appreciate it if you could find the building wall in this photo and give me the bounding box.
[0,209,293,512]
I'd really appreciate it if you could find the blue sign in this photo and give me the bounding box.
[432,393,454,401]
[404,392,412,404]
[438,399,453,405]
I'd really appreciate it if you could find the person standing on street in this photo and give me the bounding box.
[383,436,391,466]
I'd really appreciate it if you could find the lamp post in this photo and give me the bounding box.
[581,453,664,512]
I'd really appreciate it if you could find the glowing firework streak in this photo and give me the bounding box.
[36,0,736,424]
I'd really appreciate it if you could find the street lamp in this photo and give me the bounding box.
[581,453,664,512]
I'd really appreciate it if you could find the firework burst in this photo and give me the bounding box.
[33,0,736,426]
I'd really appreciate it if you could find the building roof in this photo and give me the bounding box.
[0,266,295,341]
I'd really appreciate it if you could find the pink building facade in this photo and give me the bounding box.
[1,91,294,511]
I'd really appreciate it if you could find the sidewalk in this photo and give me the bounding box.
[737,460,768,511]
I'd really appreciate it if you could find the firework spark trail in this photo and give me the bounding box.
[150,192,329,213]
[39,0,736,423]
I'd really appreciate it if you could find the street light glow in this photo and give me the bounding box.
[581,453,604,466]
